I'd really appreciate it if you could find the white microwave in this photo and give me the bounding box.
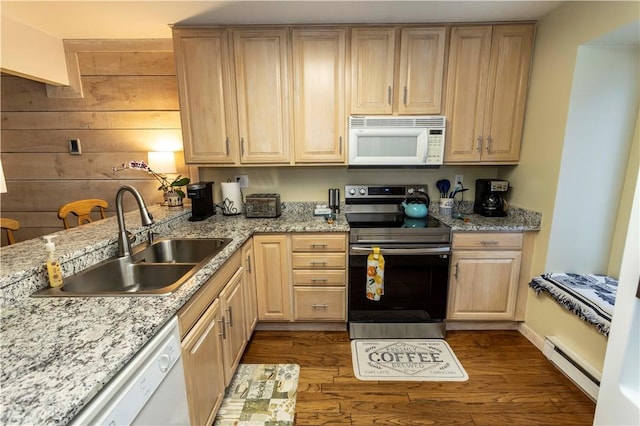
[348,115,446,167]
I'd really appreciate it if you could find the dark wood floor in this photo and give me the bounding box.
[240,330,596,425]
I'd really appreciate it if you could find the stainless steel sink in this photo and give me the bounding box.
[131,238,231,264]
[33,238,232,297]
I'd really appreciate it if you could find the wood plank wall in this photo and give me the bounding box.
[0,40,192,245]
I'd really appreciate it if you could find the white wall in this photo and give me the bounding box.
[545,45,639,274]
[0,14,68,85]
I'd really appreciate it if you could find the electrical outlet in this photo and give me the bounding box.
[235,174,249,188]
[454,174,464,188]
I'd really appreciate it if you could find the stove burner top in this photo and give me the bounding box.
[345,184,451,244]
[346,213,444,229]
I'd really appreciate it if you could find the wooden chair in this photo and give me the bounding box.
[58,199,109,229]
[1,218,20,245]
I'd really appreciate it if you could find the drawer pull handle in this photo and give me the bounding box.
[310,260,328,266]
[454,262,459,280]
[225,307,233,326]
[311,277,328,283]
[480,240,499,245]
[312,304,328,309]
[310,243,327,248]
[218,318,226,339]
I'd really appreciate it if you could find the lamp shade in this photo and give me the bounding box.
[147,151,176,174]
[0,159,7,194]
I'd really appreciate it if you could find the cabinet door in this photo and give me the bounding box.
[181,298,225,426]
[233,29,291,164]
[444,26,492,162]
[350,28,396,114]
[397,28,447,115]
[447,251,522,320]
[220,268,246,385]
[253,234,292,321]
[482,24,534,162]
[292,29,346,163]
[242,240,258,337]
[173,29,239,164]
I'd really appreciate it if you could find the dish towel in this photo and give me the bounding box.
[366,247,385,301]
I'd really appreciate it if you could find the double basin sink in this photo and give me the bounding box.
[33,238,232,297]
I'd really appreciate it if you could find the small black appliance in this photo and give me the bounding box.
[187,181,215,221]
[474,179,509,217]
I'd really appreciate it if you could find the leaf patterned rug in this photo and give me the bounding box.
[214,364,299,426]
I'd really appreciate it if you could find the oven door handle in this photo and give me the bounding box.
[350,246,451,255]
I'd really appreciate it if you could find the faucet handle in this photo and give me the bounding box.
[147,229,159,244]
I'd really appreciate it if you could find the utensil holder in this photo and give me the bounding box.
[439,198,454,217]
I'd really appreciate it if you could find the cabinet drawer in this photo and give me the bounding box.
[452,232,523,250]
[294,287,346,320]
[291,234,347,252]
[292,253,346,269]
[292,270,346,286]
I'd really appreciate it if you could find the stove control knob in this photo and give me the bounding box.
[407,188,415,195]
[348,188,356,195]
[359,188,366,195]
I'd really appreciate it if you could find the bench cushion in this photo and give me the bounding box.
[529,273,618,336]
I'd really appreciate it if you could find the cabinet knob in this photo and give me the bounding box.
[310,260,328,266]
[480,240,499,246]
[403,86,408,106]
[311,303,328,309]
[387,86,392,105]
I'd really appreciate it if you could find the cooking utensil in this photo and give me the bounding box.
[449,188,469,198]
[436,179,450,198]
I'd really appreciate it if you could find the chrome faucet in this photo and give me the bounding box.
[116,185,154,257]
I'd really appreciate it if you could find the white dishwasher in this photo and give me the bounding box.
[71,317,190,426]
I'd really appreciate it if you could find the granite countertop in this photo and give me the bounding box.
[0,200,538,425]
[429,201,542,232]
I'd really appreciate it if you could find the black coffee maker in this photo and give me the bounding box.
[187,181,215,221]
[474,179,509,217]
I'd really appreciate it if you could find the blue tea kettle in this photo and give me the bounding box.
[401,190,430,219]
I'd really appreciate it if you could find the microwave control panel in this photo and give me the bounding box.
[426,129,445,164]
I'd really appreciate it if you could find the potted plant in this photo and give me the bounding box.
[113,160,190,206]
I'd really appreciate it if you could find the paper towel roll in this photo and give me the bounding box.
[221,182,243,215]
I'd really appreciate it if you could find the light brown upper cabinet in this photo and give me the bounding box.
[350,27,447,115]
[233,29,292,164]
[173,28,239,164]
[292,28,347,163]
[173,27,292,165]
[444,24,534,164]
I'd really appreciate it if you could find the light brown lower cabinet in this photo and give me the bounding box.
[219,268,246,385]
[253,233,348,323]
[447,232,523,320]
[253,234,292,321]
[242,240,258,336]
[177,250,250,425]
[180,298,225,426]
[291,233,348,321]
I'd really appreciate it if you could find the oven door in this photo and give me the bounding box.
[348,244,450,339]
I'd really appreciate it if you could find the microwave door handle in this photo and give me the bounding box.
[351,246,451,255]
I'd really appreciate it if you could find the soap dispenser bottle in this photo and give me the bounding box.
[44,236,63,288]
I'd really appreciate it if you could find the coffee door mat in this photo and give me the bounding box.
[351,339,468,381]
[214,363,299,426]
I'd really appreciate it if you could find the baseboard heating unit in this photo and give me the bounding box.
[543,336,601,401]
